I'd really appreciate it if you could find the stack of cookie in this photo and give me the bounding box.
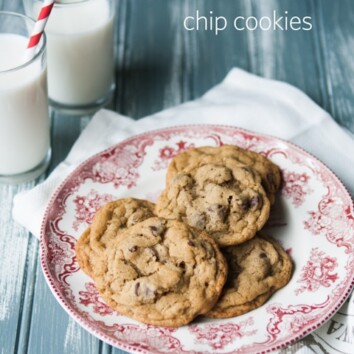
[76,145,293,327]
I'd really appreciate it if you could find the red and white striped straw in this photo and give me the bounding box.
[26,0,56,59]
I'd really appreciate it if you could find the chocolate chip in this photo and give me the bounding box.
[149,226,158,235]
[149,247,159,261]
[178,261,186,269]
[149,223,165,236]
[134,282,140,296]
[188,240,195,247]
[251,195,263,209]
[145,287,152,296]
[207,204,228,222]
[259,252,267,259]
[135,282,157,301]
[250,196,260,208]
[241,198,251,210]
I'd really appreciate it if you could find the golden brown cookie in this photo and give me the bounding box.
[166,145,282,204]
[76,227,92,275]
[92,217,228,327]
[207,235,293,318]
[76,198,156,276]
[156,160,270,247]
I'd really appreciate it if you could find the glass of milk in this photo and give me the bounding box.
[24,0,116,115]
[0,11,51,184]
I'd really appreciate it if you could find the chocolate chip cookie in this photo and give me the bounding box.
[156,160,270,247]
[92,217,228,327]
[166,145,282,204]
[207,235,293,318]
[76,198,156,276]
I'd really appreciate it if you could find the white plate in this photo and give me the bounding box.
[41,125,354,353]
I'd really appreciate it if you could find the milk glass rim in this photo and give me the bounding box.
[0,11,46,74]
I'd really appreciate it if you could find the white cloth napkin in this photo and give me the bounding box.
[12,68,354,353]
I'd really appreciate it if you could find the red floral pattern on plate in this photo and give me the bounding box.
[72,189,115,231]
[189,318,257,350]
[106,324,181,354]
[48,234,73,269]
[152,140,194,171]
[263,298,330,344]
[47,221,78,286]
[79,282,115,316]
[282,170,313,207]
[295,248,338,295]
[304,196,354,251]
[113,325,180,353]
[91,138,153,188]
[40,125,354,354]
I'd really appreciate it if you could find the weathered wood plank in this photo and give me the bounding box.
[14,234,39,354]
[316,0,354,133]
[181,0,252,100]
[116,0,185,118]
[26,268,101,354]
[0,0,23,12]
[183,0,326,107]
[0,151,46,353]
[0,183,35,354]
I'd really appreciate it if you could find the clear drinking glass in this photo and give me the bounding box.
[0,11,50,184]
[24,0,116,115]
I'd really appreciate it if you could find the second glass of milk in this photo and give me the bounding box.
[0,12,50,183]
[25,0,115,114]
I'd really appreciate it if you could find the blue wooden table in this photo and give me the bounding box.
[1,1,354,353]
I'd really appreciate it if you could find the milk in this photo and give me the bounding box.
[33,0,115,107]
[0,34,50,176]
